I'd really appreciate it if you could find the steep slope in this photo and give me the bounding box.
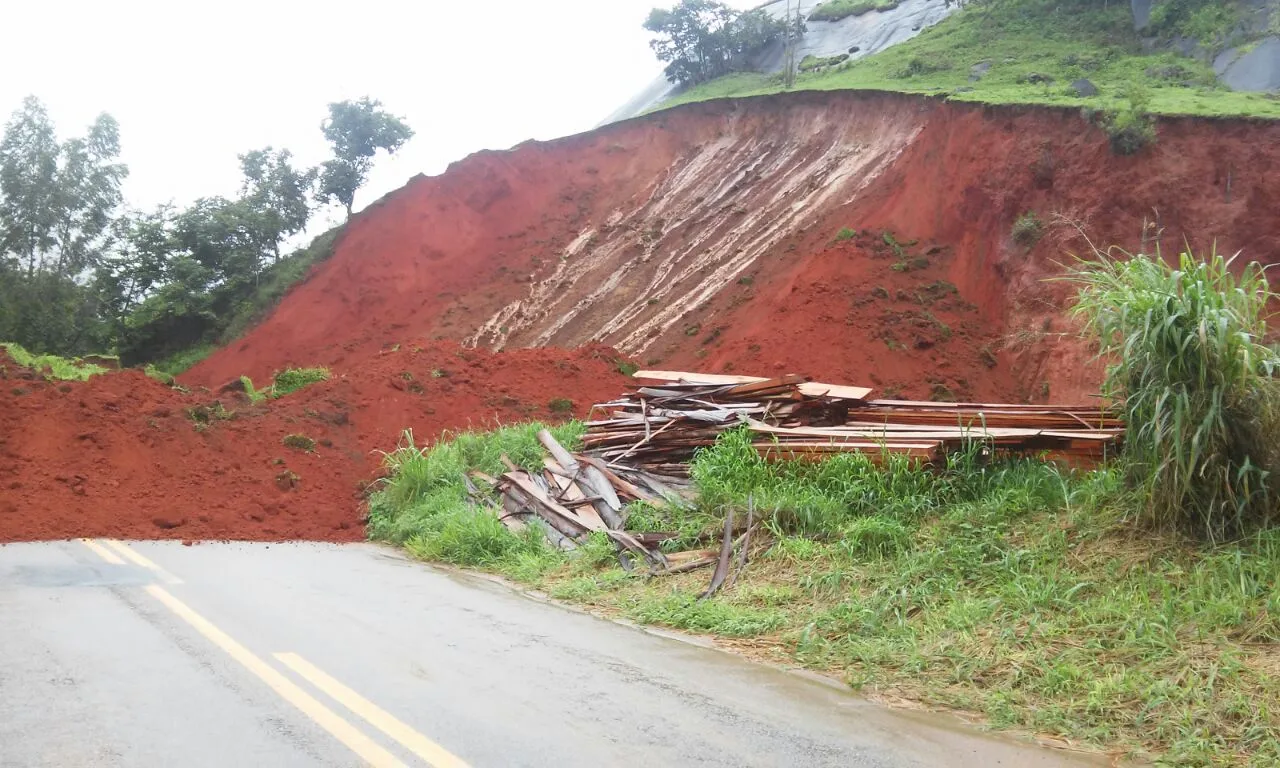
[188,91,1280,404]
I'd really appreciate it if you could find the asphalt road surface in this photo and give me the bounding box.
[0,541,1105,767]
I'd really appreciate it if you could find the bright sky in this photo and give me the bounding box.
[1,0,757,231]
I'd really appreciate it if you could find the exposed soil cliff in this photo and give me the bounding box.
[187,92,1280,405]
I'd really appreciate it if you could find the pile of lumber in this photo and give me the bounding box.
[581,370,1121,471]
[470,429,693,569]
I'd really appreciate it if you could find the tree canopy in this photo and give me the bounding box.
[0,94,411,364]
[644,0,794,86]
[318,98,413,218]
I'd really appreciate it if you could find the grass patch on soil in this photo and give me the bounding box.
[0,342,110,381]
[371,424,1280,765]
[242,367,331,403]
[656,0,1280,120]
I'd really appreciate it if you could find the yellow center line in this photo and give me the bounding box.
[144,586,407,768]
[80,538,125,565]
[275,652,470,768]
[102,540,184,584]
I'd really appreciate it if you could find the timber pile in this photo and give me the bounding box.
[581,370,1121,471]
[470,429,694,570]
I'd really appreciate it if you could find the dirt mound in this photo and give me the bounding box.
[186,91,1280,404]
[0,344,629,543]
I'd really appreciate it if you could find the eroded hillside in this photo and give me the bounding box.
[189,91,1280,403]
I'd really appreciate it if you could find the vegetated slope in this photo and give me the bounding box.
[0,344,628,542]
[657,0,1280,118]
[190,91,1280,405]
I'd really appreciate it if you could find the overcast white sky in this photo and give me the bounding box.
[0,0,757,231]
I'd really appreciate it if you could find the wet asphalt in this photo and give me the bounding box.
[0,541,1105,767]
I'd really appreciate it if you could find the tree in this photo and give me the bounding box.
[644,1,792,86]
[238,148,316,262]
[317,98,413,218]
[0,96,127,355]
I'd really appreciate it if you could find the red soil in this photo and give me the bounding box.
[0,344,628,543]
[187,92,1280,405]
[10,91,1280,543]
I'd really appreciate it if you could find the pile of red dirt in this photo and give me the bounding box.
[0,344,629,543]
[186,91,1280,404]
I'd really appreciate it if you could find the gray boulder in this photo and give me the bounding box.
[1071,78,1099,97]
[1215,37,1280,93]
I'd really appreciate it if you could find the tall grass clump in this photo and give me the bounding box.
[367,422,583,578]
[1066,245,1280,540]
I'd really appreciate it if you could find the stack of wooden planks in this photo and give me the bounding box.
[581,370,1121,471]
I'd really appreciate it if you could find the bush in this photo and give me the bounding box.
[1066,245,1280,540]
[1106,82,1156,156]
[1011,211,1044,246]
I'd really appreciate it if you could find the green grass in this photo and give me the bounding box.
[655,0,1280,120]
[1065,245,1280,541]
[367,422,585,580]
[0,342,109,381]
[809,0,900,23]
[150,343,216,377]
[269,367,330,397]
[371,421,1280,764]
[241,367,331,403]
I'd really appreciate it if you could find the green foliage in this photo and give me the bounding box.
[808,0,900,23]
[368,422,584,574]
[0,342,108,380]
[236,148,317,262]
[655,0,1280,120]
[241,368,330,404]
[1011,211,1044,246]
[318,98,413,218]
[270,367,330,397]
[798,53,849,72]
[548,397,575,414]
[1150,0,1241,49]
[241,375,267,404]
[833,226,857,241]
[0,96,126,355]
[690,427,1044,535]
[1066,245,1280,540]
[149,343,216,377]
[1105,81,1157,155]
[644,0,796,86]
[615,359,640,376]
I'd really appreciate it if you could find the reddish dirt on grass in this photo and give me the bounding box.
[0,344,629,543]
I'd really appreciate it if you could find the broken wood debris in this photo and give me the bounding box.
[581,370,1122,472]
[463,371,1122,575]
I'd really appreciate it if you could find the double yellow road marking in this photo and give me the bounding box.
[80,539,467,768]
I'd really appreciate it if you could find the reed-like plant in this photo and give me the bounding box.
[1065,244,1280,540]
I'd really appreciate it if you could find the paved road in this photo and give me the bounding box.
[0,541,1103,767]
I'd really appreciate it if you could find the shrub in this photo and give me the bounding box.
[834,227,857,242]
[1066,245,1280,540]
[1011,211,1044,246]
[548,397,574,415]
[1106,82,1156,155]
